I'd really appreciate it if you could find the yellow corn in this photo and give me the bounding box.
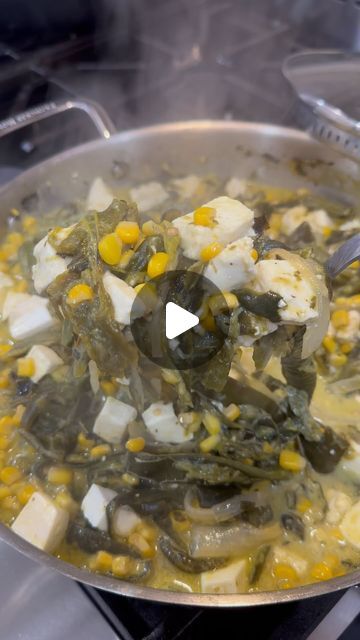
[0,466,22,485]
[67,283,94,305]
[0,416,15,436]
[0,486,11,500]
[137,522,157,543]
[141,221,158,236]
[0,436,11,450]
[112,555,132,577]
[349,260,360,270]
[17,357,35,378]
[0,245,15,261]
[54,490,79,516]
[297,497,312,513]
[90,444,112,458]
[89,551,113,572]
[279,449,306,472]
[200,433,220,453]
[98,233,122,265]
[223,404,241,422]
[118,249,134,269]
[269,213,282,233]
[331,309,350,329]
[329,353,347,368]
[47,466,73,485]
[115,221,140,245]
[322,226,333,238]
[134,282,157,309]
[274,564,298,581]
[77,432,95,449]
[121,472,139,487]
[335,294,360,308]
[14,280,28,293]
[16,484,36,505]
[126,437,145,453]
[0,344,11,358]
[322,335,337,353]
[128,532,154,558]
[200,242,223,262]
[208,292,239,315]
[251,248,259,261]
[340,342,354,354]
[2,495,20,512]
[100,380,117,396]
[0,372,10,390]
[201,312,216,332]
[193,206,216,227]
[7,232,24,248]
[311,562,332,581]
[147,252,169,278]
[202,411,221,435]
[22,215,37,233]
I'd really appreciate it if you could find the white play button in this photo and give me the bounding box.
[165,302,199,340]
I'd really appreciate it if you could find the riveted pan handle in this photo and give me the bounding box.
[0,99,116,140]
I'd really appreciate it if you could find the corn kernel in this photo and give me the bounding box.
[200,242,223,262]
[223,404,241,422]
[0,436,11,450]
[16,484,36,505]
[115,221,140,245]
[0,416,15,436]
[147,252,169,278]
[47,466,73,485]
[112,555,132,577]
[126,437,145,453]
[201,312,216,332]
[349,260,360,270]
[200,433,221,453]
[55,490,78,516]
[322,335,337,353]
[121,472,139,487]
[251,248,259,261]
[311,562,332,581]
[0,344,11,359]
[297,497,312,513]
[22,215,37,233]
[17,357,35,378]
[0,466,22,485]
[142,221,158,236]
[170,510,191,533]
[274,564,298,581]
[0,373,10,390]
[193,206,216,227]
[67,283,94,305]
[90,444,112,458]
[2,495,20,511]
[202,411,221,435]
[77,432,95,449]
[329,353,347,368]
[335,294,360,308]
[89,551,113,572]
[118,249,134,269]
[340,342,354,354]
[208,292,239,315]
[279,449,306,472]
[7,232,24,248]
[128,532,154,558]
[331,309,350,329]
[322,226,333,238]
[98,233,122,265]
[137,522,157,543]
[0,485,11,500]
[100,380,117,396]
[0,245,15,261]
[269,213,282,233]
[14,280,28,293]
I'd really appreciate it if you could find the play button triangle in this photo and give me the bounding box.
[165,302,199,340]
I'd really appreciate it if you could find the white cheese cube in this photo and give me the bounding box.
[93,396,137,444]
[201,559,248,594]
[81,483,117,532]
[32,235,69,294]
[325,489,353,525]
[27,345,63,383]
[340,500,360,549]
[204,236,256,291]
[172,196,255,260]
[171,175,200,199]
[0,272,13,289]
[225,177,247,199]
[103,271,144,325]
[2,292,32,320]
[272,546,308,576]
[253,259,318,323]
[12,492,69,553]
[130,181,168,213]
[113,505,141,537]
[142,402,193,443]
[8,294,57,341]
[86,177,114,212]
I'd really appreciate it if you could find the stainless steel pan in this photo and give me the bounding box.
[0,100,359,607]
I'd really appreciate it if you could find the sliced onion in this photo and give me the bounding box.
[267,248,330,358]
[184,488,264,525]
[190,522,280,558]
[88,359,100,394]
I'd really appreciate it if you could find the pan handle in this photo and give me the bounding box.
[0,99,116,140]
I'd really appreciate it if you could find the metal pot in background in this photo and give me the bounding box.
[0,99,359,607]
